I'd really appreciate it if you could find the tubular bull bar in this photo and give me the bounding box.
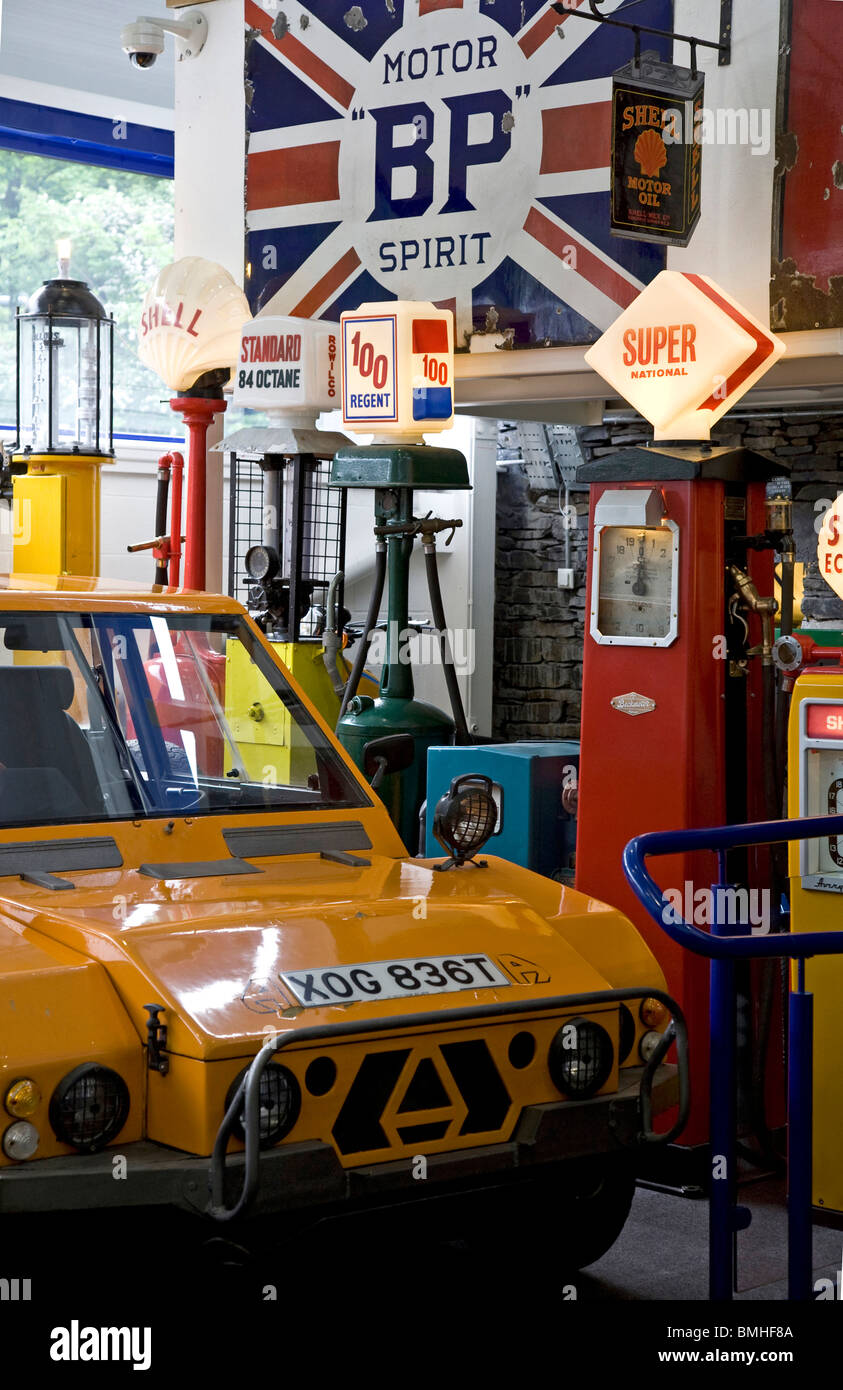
[209,986,690,1221]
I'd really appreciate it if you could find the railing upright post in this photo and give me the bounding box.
[709,882,737,1301]
[788,960,814,1301]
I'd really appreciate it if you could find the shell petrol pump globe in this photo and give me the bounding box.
[584,270,786,440]
[137,257,250,593]
[232,315,340,423]
[138,257,251,392]
[340,300,454,442]
[818,496,843,601]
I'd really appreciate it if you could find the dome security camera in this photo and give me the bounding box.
[121,11,208,67]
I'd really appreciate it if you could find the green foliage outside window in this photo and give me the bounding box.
[0,149,175,439]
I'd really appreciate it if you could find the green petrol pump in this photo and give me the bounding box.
[331,443,470,846]
[330,301,471,848]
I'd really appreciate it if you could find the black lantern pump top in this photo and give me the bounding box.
[15,245,114,458]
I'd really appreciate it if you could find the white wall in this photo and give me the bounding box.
[341,416,497,738]
[99,443,230,587]
[668,0,781,323]
[173,0,245,279]
[172,0,245,591]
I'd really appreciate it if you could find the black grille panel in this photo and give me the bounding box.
[332,1050,409,1155]
[440,1040,511,1135]
[331,1040,511,1157]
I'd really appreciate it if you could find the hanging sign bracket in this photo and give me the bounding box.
[550,0,732,77]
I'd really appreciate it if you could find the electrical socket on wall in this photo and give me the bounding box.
[557,568,575,589]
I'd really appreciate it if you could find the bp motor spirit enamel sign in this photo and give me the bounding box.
[243,0,672,348]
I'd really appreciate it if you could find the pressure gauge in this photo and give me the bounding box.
[244,544,280,583]
[591,517,679,647]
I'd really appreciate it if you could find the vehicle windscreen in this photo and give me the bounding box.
[0,610,368,827]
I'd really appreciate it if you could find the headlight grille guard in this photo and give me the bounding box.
[208,987,688,1221]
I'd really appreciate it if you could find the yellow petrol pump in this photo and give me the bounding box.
[787,666,843,1215]
[12,246,114,577]
[787,495,843,1214]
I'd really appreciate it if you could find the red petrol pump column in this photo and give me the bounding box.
[169,395,227,591]
[575,450,778,1155]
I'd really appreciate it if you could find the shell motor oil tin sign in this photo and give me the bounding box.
[243,0,673,348]
[610,52,705,247]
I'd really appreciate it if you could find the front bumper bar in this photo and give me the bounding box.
[0,1062,679,1218]
[210,987,688,1220]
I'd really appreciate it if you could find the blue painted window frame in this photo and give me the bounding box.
[0,97,179,441]
[0,97,174,177]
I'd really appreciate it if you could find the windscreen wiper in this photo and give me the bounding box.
[54,613,149,815]
[91,660,150,815]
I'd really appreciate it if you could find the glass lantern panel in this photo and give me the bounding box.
[55,318,81,450]
[97,323,112,453]
[18,314,111,453]
[17,318,36,451]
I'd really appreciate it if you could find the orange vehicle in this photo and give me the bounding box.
[0,575,687,1269]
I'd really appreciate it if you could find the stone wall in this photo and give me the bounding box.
[492,412,843,740]
[493,462,589,739]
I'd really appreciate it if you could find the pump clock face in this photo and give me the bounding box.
[803,747,843,882]
[591,523,679,647]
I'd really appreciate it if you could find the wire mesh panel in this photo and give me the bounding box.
[301,460,346,585]
[227,452,267,604]
[227,452,347,640]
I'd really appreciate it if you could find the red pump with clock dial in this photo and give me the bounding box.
[575,446,786,1170]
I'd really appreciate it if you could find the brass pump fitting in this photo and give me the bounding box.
[728,564,778,666]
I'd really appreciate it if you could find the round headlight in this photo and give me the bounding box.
[639,1030,664,1063]
[433,774,497,866]
[244,544,280,583]
[49,1064,130,1153]
[225,1063,300,1149]
[548,1017,614,1099]
[5,1078,41,1118]
[2,1121,39,1161]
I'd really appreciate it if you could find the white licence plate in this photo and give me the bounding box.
[280,954,511,1008]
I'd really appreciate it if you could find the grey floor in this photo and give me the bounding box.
[579,1176,842,1300]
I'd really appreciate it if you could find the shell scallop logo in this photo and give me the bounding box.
[634,129,668,179]
[138,257,251,393]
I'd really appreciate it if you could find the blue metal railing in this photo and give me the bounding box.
[624,814,843,1302]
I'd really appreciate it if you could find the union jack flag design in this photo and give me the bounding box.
[244,0,672,346]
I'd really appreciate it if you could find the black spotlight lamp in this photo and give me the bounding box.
[432,773,497,871]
